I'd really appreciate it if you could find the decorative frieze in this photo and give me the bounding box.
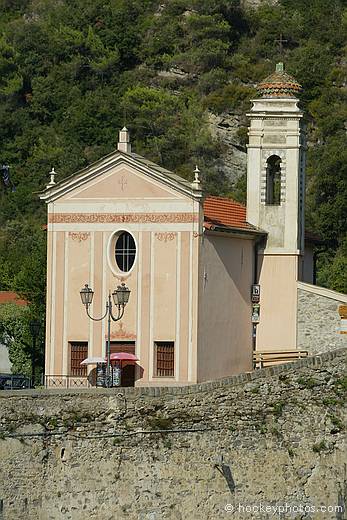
[154,232,177,242]
[109,322,136,340]
[68,232,90,242]
[113,274,131,282]
[49,213,198,224]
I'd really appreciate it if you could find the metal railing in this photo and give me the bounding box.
[44,375,92,389]
[0,374,31,390]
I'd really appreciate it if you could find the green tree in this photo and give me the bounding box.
[121,85,227,193]
[0,303,32,377]
[316,239,347,294]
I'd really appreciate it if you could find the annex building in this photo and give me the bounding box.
[40,64,320,387]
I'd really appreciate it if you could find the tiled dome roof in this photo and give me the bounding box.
[257,63,302,98]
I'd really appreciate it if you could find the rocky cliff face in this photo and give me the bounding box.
[208,111,247,183]
[155,68,249,185]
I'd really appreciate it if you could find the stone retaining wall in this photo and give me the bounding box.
[297,283,347,355]
[0,348,346,520]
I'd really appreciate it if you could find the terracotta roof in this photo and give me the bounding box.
[0,291,27,306]
[203,196,257,231]
[257,63,301,98]
[204,197,323,242]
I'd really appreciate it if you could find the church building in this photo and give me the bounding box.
[41,64,313,387]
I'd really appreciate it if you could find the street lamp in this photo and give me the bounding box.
[29,320,40,388]
[79,283,131,387]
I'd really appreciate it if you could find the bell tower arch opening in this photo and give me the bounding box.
[265,155,282,205]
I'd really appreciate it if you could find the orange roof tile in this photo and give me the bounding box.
[0,291,27,306]
[203,196,254,231]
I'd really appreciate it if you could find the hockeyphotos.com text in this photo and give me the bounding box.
[224,502,344,516]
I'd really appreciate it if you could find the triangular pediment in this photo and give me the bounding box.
[40,151,200,203]
[64,163,183,201]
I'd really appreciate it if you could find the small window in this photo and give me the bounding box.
[266,155,281,205]
[154,342,174,377]
[115,231,136,272]
[70,342,88,376]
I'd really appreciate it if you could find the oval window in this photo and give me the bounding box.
[115,231,136,273]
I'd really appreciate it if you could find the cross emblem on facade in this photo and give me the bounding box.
[118,176,127,191]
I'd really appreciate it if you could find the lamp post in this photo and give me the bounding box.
[29,320,40,388]
[80,283,131,387]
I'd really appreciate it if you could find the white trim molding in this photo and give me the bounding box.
[88,232,95,357]
[188,231,193,382]
[149,232,155,380]
[62,232,69,376]
[50,231,57,375]
[175,232,181,381]
[298,281,347,303]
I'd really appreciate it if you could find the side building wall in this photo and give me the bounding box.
[297,282,347,355]
[197,233,253,381]
[0,344,11,374]
[256,255,299,350]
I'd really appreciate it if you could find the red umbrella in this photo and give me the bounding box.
[109,352,138,362]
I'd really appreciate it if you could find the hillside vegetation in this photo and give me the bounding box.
[0,0,346,374]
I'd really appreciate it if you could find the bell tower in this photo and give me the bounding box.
[247,63,306,350]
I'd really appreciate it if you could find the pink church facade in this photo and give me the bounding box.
[41,135,259,387]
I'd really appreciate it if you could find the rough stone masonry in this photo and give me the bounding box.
[297,286,346,356]
[0,348,346,520]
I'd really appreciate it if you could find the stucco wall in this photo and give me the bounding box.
[256,254,299,350]
[45,160,202,385]
[0,344,11,374]
[0,348,345,520]
[297,282,347,355]
[197,233,253,381]
[246,97,304,256]
[246,97,304,352]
